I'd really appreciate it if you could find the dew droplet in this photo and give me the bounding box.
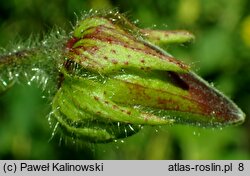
[0,79,7,86]
[42,40,47,46]
[133,19,139,24]
[110,18,116,22]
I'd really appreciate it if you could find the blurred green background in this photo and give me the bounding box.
[0,0,249,159]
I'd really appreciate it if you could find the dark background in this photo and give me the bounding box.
[0,0,249,159]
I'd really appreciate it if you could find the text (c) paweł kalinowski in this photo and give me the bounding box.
[20,162,104,172]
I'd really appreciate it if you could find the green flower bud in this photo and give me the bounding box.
[51,12,245,143]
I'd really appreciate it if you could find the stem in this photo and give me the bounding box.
[0,44,62,94]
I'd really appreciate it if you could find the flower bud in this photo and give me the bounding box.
[51,12,245,143]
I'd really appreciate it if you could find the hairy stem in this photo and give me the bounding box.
[0,46,61,94]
